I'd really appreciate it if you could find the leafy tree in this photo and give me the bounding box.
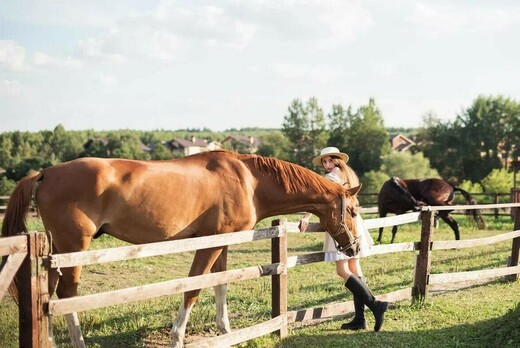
[359,170,388,205]
[5,157,53,182]
[457,180,483,194]
[111,134,151,160]
[420,95,520,184]
[0,134,14,169]
[0,175,16,196]
[282,98,328,168]
[256,132,292,160]
[380,152,439,179]
[149,142,173,160]
[327,103,353,151]
[80,138,111,158]
[343,98,391,176]
[306,97,329,158]
[282,99,308,144]
[46,125,85,162]
[481,169,514,193]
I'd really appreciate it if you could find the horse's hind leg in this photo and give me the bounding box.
[65,312,85,347]
[439,212,460,240]
[390,225,399,244]
[46,242,86,347]
[171,247,224,348]
[45,215,96,348]
[212,247,231,334]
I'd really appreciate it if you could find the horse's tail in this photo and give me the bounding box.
[453,186,486,229]
[1,170,43,303]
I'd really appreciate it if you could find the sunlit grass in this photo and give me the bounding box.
[1,214,519,347]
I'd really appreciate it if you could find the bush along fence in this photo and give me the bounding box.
[0,203,519,347]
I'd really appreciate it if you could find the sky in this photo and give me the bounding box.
[1,0,520,133]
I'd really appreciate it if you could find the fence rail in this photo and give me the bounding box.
[2,202,520,347]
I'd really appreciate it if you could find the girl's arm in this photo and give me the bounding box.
[299,212,313,232]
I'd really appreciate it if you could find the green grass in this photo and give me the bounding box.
[1,215,519,347]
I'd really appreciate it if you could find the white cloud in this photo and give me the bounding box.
[408,2,468,38]
[269,63,344,83]
[147,30,182,61]
[3,1,119,29]
[77,38,105,58]
[152,2,256,49]
[470,8,512,32]
[372,63,398,78]
[32,52,83,69]
[408,2,514,38]
[0,80,23,97]
[315,0,374,48]
[0,40,28,72]
[99,73,117,88]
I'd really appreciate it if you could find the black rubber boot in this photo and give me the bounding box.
[345,276,389,332]
[341,276,367,330]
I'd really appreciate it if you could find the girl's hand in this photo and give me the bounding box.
[330,167,341,175]
[298,219,309,232]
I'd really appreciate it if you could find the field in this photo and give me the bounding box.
[1,214,519,347]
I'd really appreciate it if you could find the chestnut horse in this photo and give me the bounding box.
[377,177,484,243]
[1,150,361,348]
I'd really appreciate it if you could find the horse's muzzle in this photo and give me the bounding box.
[338,237,361,257]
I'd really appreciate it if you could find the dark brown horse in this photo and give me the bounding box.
[1,150,361,347]
[377,177,484,243]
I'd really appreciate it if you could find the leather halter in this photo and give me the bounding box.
[329,195,359,255]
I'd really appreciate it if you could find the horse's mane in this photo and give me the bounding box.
[237,153,344,195]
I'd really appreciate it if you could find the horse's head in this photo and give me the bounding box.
[322,185,362,257]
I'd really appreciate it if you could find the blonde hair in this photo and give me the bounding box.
[325,156,359,188]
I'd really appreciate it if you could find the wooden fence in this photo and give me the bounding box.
[1,203,519,347]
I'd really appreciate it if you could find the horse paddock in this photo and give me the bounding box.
[1,203,519,347]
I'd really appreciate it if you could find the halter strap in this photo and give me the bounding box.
[329,196,359,253]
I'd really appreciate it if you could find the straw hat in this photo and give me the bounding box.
[312,147,349,166]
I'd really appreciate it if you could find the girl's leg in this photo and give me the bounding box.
[347,257,363,278]
[344,275,388,332]
[338,259,367,330]
[335,259,351,280]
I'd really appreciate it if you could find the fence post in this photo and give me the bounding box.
[512,188,520,220]
[494,193,499,220]
[412,210,435,302]
[271,219,288,338]
[18,232,51,348]
[507,207,520,281]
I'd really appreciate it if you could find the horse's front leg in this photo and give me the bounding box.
[171,247,224,348]
[377,211,387,243]
[212,247,231,334]
[377,227,384,243]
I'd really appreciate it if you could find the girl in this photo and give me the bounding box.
[299,147,388,332]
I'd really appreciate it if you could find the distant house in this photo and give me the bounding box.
[221,135,261,154]
[164,137,222,157]
[389,133,415,152]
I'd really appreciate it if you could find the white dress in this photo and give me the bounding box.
[323,172,374,262]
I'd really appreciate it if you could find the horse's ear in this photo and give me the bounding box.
[346,184,362,196]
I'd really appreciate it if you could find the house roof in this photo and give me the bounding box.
[222,135,261,147]
[389,133,416,152]
[165,137,210,150]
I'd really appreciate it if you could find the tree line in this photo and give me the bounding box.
[0,95,518,200]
